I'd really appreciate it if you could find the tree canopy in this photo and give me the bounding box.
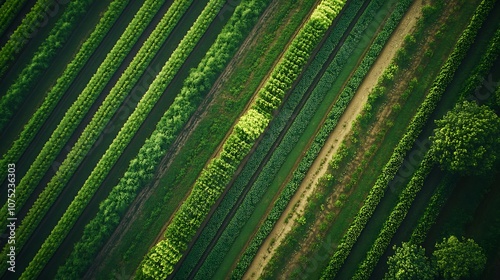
[430,101,500,175]
[385,242,435,280]
[433,235,486,280]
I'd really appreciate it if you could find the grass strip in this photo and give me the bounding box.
[352,154,434,280]
[138,1,346,278]
[321,0,495,277]
[231,0,413,278]
[55,0,270,278]
[184,1,369,278]
[18,0,227,278]
[409,174,455,245]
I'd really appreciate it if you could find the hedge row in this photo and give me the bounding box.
[0,0,165,229]
[0,0,96,133]
[460,26,500,100]
[0,0,129,186]
[139,1,345,278]
[321,0,494,278]
[231,1,413,278]
[187,1,367,278]
[0,0,29,37]
[352,154,434,280]
[18,0,227,278]
[10,0,194,264]
[55,0,271,277]
[409,174,455,245]
[0,0,52,76]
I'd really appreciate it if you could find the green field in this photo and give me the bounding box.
[0,0,498,279]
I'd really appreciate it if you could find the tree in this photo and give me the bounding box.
[384,242,435,280]
[433,236,486,280]
[430,101,500,175]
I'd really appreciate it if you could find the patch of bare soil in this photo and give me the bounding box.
[243,1,424,279]
[273,0,461,278]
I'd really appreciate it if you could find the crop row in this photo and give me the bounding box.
[0,0,52,77]
[0,0,165,229]
[409,174,455,245]
[187,0,368,278]
[352,154,434,280]
[0,0,29,37]
[3,0,193,275]
[55,0,271,278]
[0,0,129,183]
[18,0,226,278]
[139,1,345,278]
[320,0,495,278]
[234,1,410,277]
[195,0,387,276]
[0,0,95,133]
[459,26,500,100]
[232,0,413,278]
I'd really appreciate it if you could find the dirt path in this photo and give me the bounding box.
[84,0,310,277]
[243,1,424,278]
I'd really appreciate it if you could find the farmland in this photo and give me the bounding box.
[0,0,499,279]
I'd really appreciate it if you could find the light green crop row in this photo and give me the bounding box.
[139,0,346,279]
[0,0,164,229]
[19,0,225,278]
[321,0,495,277]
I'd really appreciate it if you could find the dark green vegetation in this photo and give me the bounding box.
[1,0,498,279]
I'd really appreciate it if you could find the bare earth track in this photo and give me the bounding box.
[243,1,424,278]
[83,0,314,277]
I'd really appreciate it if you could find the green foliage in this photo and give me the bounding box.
[0,0,164,229]
[459,27,500,101]
[353,154,434,280]
[140,1,344,278]
[321,0,494,278]
[0,0,129,190]
[0,0,53,76]
[497,86,500,107]
[0,0,95,133]
[18,0,228,277]
[433,236,487,280]
[183,0,362,277]
[430,101,500,175]
[0,0,28,36]
[409,175,455,245]
[384,242,435,280]
[229,0,413,277]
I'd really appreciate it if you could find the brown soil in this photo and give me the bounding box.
[243,1,425,279]
[266,0,462,278]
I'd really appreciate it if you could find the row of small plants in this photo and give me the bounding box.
[232,0,413,278]
[0,0,28,36]
[321,0,495,277]
[409,175,455,245]
[258,0,456,275]
[139,1,346,278]
[0,0,95,133]
[352,153,434,279]
[459,26,500,100]
[185,0,369,278]
[0,0,166,228]
[0,0,129,188]
[0,0,53,77]
[56,0,271,278]
[18,0,226,278]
